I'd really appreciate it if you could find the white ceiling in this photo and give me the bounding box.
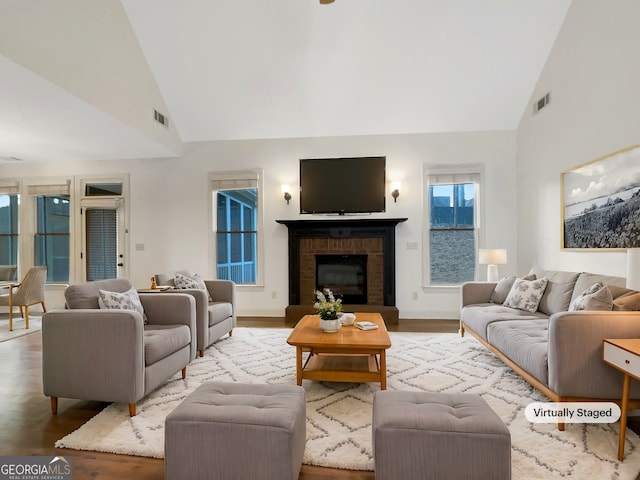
[0,0,572,163]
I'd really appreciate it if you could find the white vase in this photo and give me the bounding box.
[319,318,341,333]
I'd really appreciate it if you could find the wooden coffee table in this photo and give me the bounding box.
[286,312,391,389]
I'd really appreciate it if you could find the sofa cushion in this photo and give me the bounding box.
[570,272,626,305]
[461,304,547,341]
[534,271,580,315]
[613,291,640,311]
[503,277,548,312]
[569,282,613,311]
[487,319,549,385]
[490,276,516,304]
[98,286,148,323]
[65,278,133,309]
[208,302,233,326]
[144,324,191,366]
[608,285,633,299]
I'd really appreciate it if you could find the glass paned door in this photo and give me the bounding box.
[81,199,126,281]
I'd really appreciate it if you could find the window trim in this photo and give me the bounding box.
[422,164,484,289]
[208,169,264,288]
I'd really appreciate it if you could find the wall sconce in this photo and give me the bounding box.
[281,184,292,205]
[478,249,507,282]
[391,181,401,203]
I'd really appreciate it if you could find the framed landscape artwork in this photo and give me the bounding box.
[562,144,640,250]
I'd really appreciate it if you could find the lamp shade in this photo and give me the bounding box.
[478,249,507,265]
[627,248,640,290]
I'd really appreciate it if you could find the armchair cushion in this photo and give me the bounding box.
[98,287,147,323]
[144,324,191,366]
[209,302,233,327]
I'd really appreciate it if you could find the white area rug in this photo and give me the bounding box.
[0,316,41,343]
[56,328,640,479]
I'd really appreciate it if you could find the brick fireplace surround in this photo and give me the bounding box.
[276,218,407,325]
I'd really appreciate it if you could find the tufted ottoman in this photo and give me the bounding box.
[165,381,306,480]
[373,391,511,480]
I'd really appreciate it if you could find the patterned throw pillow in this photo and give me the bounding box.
[98,287,147,323]
[503,277,549,312]
[569,282,613,311]
[174,272,212,301]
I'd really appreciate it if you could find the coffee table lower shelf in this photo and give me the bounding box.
[299,352,386,388]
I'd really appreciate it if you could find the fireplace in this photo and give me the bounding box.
[276,218,407,325]
[316,254,367,304]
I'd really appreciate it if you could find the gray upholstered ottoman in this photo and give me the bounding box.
[165,381,306,480]
[373,391,511,480]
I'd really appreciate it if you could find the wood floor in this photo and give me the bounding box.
[2,317,637,479]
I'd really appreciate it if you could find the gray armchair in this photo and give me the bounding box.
[42,278,196,416]
[155,271,236,357]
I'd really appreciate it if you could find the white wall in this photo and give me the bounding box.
[0,130,517,319]
[516,0,640,277]
[0,1,182,156]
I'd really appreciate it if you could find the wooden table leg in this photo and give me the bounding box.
[296,346,302,386]
[618,374,631,461]
[380,349,387,390]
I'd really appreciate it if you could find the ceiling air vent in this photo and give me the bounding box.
[153,109,169,128]
[533,92,551,114]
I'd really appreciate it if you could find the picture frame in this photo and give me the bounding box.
[561,144,640,250]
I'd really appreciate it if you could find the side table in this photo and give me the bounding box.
[602,338,640,461]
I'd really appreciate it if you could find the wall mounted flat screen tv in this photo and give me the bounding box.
[299,156,386,214]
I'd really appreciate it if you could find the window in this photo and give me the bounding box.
[28,180,71,283]
[35,195,70,282]
[216,190,257,283]
[425,166,482,286]
[210,171,262,285]
[0,191,19,272]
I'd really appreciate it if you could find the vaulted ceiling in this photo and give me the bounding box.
[0,0,572,163]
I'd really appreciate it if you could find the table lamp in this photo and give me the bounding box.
[479,249,507,282]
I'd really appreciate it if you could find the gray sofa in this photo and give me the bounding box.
[461,268,640,413]
[155,271,236,357]
[42,278,196,416]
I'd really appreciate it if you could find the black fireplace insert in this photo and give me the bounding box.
[315,254,367,304]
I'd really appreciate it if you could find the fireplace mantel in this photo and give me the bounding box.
[276,218,407,322]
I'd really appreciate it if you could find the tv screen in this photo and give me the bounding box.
[299,156,386,214]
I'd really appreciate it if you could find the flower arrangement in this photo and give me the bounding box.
[314,289,343,320]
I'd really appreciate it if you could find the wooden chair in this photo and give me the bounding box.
[0,266,47,331]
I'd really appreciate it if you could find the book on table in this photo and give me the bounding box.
[355,321,379,331]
